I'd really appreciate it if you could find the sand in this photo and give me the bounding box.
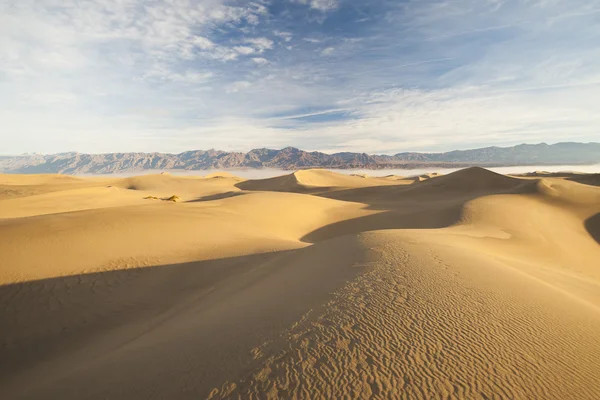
[1,167,599,399]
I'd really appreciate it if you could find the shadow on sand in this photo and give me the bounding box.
[0,240,365,398]
[234,169,544,243]
[0,252,276,389]
[186,191,246,202]
[585,213,600,244]
[567,174,600,187]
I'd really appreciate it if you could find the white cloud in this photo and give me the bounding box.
[274,31,293,42]
[295,0,340,12]
[252,57,270,65]
[172,71,214,84]
[234,46,256,55]
[192,36,215,50]
[244,37,274,53]
[331,83,600,152]
[321,47,335,56]
[0,1,268,78]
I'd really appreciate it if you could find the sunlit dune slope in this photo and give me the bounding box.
[113,172,242,195]
[0,173,92,200]
[0,172,245,218]
[0,173,85,186]
[0,191,371,284]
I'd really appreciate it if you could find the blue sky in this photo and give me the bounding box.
[1,0,599,155]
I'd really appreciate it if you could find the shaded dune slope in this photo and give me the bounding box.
[1,168,600,399]
[301,168,531,241]
[513,171,600,187]
[0,237,371,399]
[586,213,600,244]
[570,173,600,187]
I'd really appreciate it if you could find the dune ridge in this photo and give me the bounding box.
[1,167,599,399]
[236,168,410,193]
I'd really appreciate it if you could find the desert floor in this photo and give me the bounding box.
[1,168,599,399]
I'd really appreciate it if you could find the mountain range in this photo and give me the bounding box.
[1,142,599,174]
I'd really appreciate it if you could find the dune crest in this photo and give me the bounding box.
[236,168,410,192]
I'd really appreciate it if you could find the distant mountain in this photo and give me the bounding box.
[1,142,598,174]
[392,142,600,164]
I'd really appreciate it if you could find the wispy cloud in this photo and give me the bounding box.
[274,31,293,42]
[244,37,274,53]
[423,24,514,41]
[273,108,351,120]
[234,46,256,55]
[343,58,456,77]
[252,57,270,65]
[294,0,340,12]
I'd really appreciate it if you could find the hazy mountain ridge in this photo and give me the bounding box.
[1,142,598,174]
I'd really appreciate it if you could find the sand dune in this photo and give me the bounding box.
[113,173,244,199]
[236,168,410,192]
[409,172,441,182]
[513,171,600,187]
[0,191,373,283]
[0,173,246,219]
[0,173,84,186]
[1,168,600,399]
[0,173,94,200]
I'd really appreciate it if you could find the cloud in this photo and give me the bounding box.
[252,57,269,65]
[330,84,600,152]
[192,36,216,50]
[0,1,269,73]
[274,31,293,42]
[295,0,340,12]
[234,46,256,55]
[172,71,214,84]
[244,37,274,53]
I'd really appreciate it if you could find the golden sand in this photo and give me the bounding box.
[1,168,599,399]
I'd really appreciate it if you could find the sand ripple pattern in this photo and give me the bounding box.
[213,232,600,400]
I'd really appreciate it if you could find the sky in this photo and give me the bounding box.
[1,0,599,155]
